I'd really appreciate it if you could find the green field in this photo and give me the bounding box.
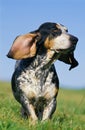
[0,81,85,130]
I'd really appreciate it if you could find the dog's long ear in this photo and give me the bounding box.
[58,52,79,70]
[7,33,41,60]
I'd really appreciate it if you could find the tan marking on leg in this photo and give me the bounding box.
[44,87,59,100]
[29,104,38,121]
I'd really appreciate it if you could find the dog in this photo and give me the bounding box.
[7,22,78,122]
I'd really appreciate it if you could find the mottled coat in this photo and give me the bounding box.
[7,22,78,121]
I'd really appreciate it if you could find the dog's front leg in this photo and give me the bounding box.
[28,103,38,121]
[21,98,38,121]
[42,98,56,121]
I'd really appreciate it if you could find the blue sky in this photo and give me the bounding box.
[0,0,85,89]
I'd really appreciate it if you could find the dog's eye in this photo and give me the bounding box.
[52,29,62,36]
[65,29,68,32]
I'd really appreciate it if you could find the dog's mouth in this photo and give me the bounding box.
[52,45,76,54]
[49,45,78,70]
[43,45,76,70]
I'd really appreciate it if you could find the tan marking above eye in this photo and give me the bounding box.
[56,24,68,32]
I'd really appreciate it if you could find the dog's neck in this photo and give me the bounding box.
[30,50,61,70]
[20,48,60,71]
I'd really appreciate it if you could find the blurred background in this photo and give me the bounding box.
[0,0,85,89]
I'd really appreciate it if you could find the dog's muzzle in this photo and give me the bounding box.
[69,35,78,45]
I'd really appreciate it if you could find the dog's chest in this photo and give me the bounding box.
[16,67,56,99]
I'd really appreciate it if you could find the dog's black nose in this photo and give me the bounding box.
[7,51,13,59]
[70,36,78,44]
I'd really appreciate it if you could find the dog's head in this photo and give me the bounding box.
[7,22,78,70]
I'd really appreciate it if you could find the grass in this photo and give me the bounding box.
[0,81,85,130]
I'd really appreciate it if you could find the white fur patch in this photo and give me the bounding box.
[52,33,71,50]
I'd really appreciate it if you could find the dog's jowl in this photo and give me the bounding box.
[7,22,78,121]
